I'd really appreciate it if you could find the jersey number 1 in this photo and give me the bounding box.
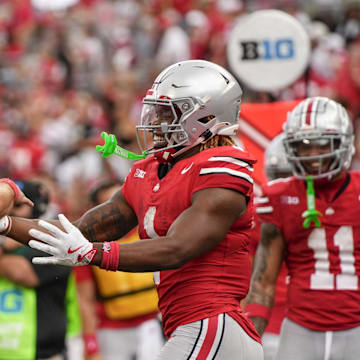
[144,206,160,285]
[308,226,358,290]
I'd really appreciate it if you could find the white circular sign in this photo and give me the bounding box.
[227,10,310,91]
[31,0,79,11]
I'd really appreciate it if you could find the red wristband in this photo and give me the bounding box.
[245,304,271,321]
[100,241,120,271]
[83,333,99,355]
[0,178,20,201]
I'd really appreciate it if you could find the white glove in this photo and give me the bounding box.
[29,214,97,266]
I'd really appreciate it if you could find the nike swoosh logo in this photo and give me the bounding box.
[68,246,82,254]
[181,163,193,174]
[172,83,190,88]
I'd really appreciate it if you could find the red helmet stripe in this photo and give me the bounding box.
[305,99,314,126]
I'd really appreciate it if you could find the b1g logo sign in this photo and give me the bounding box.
[227,10,310,91]
[240,38,295,60]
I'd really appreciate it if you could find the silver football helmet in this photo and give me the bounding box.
[137,60,242,161]
[265,132,292,180]
[283,97,354,179]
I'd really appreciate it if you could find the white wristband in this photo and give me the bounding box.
[0,216,12,235]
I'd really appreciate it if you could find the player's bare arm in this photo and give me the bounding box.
[8,188,137,246]
[29,187,247,271]
[75,188,138,243]
[246,222,285,336]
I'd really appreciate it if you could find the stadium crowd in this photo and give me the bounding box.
[0,0,359,219]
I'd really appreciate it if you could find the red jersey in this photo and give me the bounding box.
[122,146,260,342]
[257,172,360,331]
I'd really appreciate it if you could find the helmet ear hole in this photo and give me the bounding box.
[333,138,341,150]
[197,115,215,124]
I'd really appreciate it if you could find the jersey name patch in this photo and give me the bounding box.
[280,196,299,205]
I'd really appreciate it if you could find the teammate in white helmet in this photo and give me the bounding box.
[264,133,292,181]
[3,60,263,360]
[247,97,360,360]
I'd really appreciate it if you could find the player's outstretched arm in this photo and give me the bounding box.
[74,188,138,243]
[99,187,247,271]
[28,187,247,270]
[8,188,137,246]
[246,222,285,336]
[7,217,53,246]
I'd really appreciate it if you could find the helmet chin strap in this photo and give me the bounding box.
[161,122,239,162]
[154,147,178,163]
[216,123,239,136]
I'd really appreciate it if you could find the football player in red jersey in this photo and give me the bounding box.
[2,60,263,360]
[249,133,291,360]
[246,97,360,360]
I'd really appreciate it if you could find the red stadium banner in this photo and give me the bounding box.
[239,100,302,186]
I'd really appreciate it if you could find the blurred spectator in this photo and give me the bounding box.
[3,101,49,180]
[337,0,360,45]
[334,37,360,117]
[185,10,210,59]
[74,179,164,360]
[155,8,190,68]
